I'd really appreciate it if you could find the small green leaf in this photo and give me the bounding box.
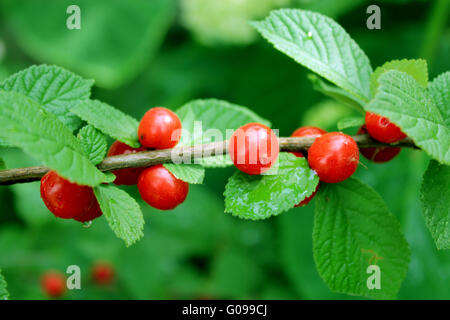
[77,125,107,165]
[370,59,428,96]
[313,178,410,299]
[163,163,205,184]
[366,70,450,165]
[71,100,140,148]
[308,74,365,111]
[337,116,365,130]
[0,269,9,300]
[94,184,145,247]
[428,71,449,127]
[421,160,450,250]
[176,98,271,167]
[0,90,107,186]
[0,64,94,131]
[224,153,319,220]
[251,9,373,102]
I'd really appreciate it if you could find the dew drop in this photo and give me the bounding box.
[82,221,92,228]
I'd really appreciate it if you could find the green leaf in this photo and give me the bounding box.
[428,71,449,127]
[0,269,8,300]
[0,64,94,131]
[366,70,450,165]
[94,184,145,247]
[251,9,373,102]
[370,59,428,96]
[176,98,271,167]
[77,125,107,165]
[337,116,365,131]
[224,153,319,220]
[313,178,410,299]
[0,158,5,170]
[1,0,176,88]
[163,163,205,184]
[0,90,107,186]
[71,100,140,148]
[421,160,450,250]
[308,74,365,111]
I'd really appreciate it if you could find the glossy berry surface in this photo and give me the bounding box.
[138,107,182,149]
[357,126,401,163]
[308,132,359,183]
[40,171,100,219]
[107,141,147,185]
[41,271,66,298]
[295,183,319,207]
[291,126,327,157]
[229,123,279,175]
[92,261,115,285]
[73,200,102,223]
[138,165,189,210]
[365,112,406,143]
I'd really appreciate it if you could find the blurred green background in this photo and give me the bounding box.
[0,0,449,299]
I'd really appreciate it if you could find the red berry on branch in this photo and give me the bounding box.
[295,183,319,207]
[290,126,327,157]
[73,199,103,223]
[357,126,401,163]
[41,271,66,298]
[107,141,147,185]
[229,123,279,175]
[138,164,189,210]
[91,261,115,285]
[307,132,359,183]
[40,171,101,220]
[138,107,182,149]
[365,112,406,143]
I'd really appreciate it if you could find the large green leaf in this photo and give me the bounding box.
[71,100,140,148]
[224,153,319,220]
[176,98,271,167]
[251,9,373,102]
[0,269,8,300]
[313,178,410,299]
[421,160,450,250]
[77,125,107,165]
[94,184,145,247]
[366,70,450,165]
[0,90,107,186]
[1,0,176,88]
[428,71,450,127]
[0,64,93,131]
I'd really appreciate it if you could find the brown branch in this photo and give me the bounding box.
[0,135,417,186]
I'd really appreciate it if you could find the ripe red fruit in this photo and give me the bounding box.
[41,271,66,298]
[365,112,406,143]
[295,183,319,207]
[308,132,359,183]
[357,126,401,163]
[107,141,147,185]
[229,123,279,175]
[138,164,189,210]
[138,107,182,149]
[73,200,103,223]
[40,171,102,220]
[291,126,327,157]
[92,261,115,285]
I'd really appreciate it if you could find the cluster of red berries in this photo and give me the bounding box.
[41,262,115,298]
[40,107,189,221]
[228,112,406,207]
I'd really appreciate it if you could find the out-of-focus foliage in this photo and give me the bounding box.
[0,0,449,299]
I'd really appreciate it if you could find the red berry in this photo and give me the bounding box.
[138,164,189,210]
[107,141,147,185]
[138,107,182,149]
[357,126,401,163]
[291,126,327,157]
[40,171,101,220]
[308,132,359,183]
[41,271,66,298]
[92,261,115,285]
[229,123,279,175]
[295,183,319,207]
[73,200,103,223]
[365,112,406,143]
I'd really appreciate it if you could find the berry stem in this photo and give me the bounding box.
[0,134,417,185]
